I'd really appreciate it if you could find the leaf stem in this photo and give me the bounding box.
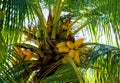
[67,58,84,83]
[51,0,64,39]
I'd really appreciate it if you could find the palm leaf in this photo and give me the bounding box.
[0,48,31,83]
[41,62,80,82]
[87,43,120,83]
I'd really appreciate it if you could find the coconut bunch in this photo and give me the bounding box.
[55,38,84,64]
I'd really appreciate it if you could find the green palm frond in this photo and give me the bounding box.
[1,0,36,44]
[41,62,80,82]
[0,48,31,83]
[86,43,120,83]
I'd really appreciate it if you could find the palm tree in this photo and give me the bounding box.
[0,0,120,83]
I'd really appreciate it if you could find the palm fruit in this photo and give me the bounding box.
[22,49,34,61]
[14,46,38,61]
[23,50,39,61]
[13,46,25,59]
[68,50,75,58]
[73,50,80,64]
[57,47,70,53]
[56,42,66,48]
[74,38,84,49]
[66,41,74,49]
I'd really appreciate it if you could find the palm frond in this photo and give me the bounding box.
[0,0,36,44]
[86,43,120,83]
[0,48,31,83]
[41,63,80,82]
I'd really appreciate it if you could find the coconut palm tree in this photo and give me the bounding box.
[0,0,120,83]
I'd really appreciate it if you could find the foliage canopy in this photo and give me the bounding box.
[0,0,120,83]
